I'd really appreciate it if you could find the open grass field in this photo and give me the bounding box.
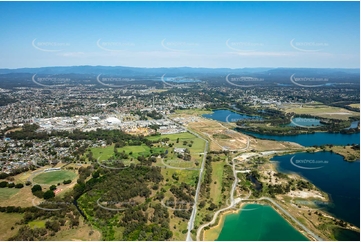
[33,170,77,185]
[28,220,46,229]
[210,162,225,205]
[0,188,20,201]
[91,144,115,160]
[0,186,34,207]
[91,144,166,160]
[283,103,359,120]
[148,132,206,154]
[118,145,165,159]
[348,103,360,109]
[0,212,23,240]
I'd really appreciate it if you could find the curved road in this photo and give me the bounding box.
[196,150,323,241]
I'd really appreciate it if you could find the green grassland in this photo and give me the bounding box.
[91,144,165,160]
[148,132,206,153]
[0,188,20,201]
[91,145,116,160]
[210,161,225,205]
[33,170,77,185]
[118,145,165,159]
[28,220,46,229]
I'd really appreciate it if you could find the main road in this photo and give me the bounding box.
[163,115,208,241]
[185,128,208,241]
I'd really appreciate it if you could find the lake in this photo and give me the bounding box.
[202,109,262,122]
[287,117,323,127]
[215,204,309,241]
[271,151,360,228]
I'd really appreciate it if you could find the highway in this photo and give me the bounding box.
[185,128,208,241]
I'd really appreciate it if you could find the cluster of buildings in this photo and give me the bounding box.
[0,137,105,174]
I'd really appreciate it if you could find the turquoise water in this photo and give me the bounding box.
[216,204,309,241]
[241,131,360,146]
[202,109,262,122]
[272,152,360,227]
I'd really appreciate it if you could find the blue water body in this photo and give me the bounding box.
[287,117,323,127]
[346,121,360,129]
[272,152,360,227]
[202,109,262,122]
[241,131,360,146]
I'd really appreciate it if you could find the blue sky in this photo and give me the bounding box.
[0,1,359,68]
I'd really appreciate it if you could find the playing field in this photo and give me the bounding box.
[33,170,77,185]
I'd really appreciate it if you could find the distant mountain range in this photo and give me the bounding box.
[0,66,359,77]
